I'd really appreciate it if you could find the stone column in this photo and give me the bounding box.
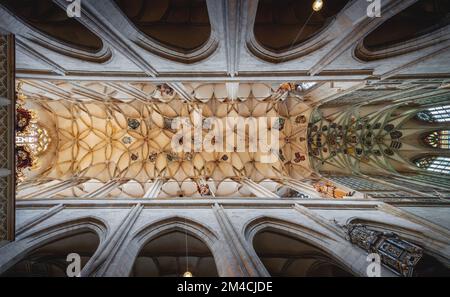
[81,203,143,276]
[293,203,347,239]
[212,203,269,277]
[282,179,319,198]
[15,204,64,236]
[81,179,127,199]
[19,179,85,200]
[17,180,47,191]
[143,179,164,198]
[377,202,450,239]
[18,180,65,195]
[241,178,280,198]
[226,83,239,100]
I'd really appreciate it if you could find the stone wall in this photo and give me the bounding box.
[0,199,448,276]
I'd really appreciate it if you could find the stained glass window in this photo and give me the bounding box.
[424,130,450,149]
[417,105,450,123]
[415,156,450,174]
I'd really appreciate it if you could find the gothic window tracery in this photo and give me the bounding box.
[415,156,450,174]
[424,131,450,149]
[417,105,450,123]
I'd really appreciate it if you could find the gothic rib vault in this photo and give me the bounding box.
[14,78,450,200]
[16,81,319,199]
[0,0,450,278]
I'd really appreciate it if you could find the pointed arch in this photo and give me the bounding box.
[355,0,450,61]
[414,155,450,175]
[123,216,221,276]
[243,216,361,276]
[0,216,107,276]
[422,130,450,149]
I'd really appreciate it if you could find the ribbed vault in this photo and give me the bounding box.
[17,80,314,199]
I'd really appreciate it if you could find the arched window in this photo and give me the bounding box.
[424,131,450,149]
[415,156,450,174]
[417,105,450,123]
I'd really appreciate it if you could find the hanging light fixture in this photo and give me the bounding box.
[183,271,193,277]
[183,215,193,277]
[312,0,323,12]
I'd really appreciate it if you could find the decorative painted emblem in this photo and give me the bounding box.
[127,118,140,130]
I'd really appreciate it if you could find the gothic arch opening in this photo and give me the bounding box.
[1,230,100,277]
[115,0,212,52]
[356,0,450,61]
[252,230,353,277]
[416,104,450,123]
[131,230,218,277]
[1,0,103,53]
[253,0,349,51]
[414,155,450,175]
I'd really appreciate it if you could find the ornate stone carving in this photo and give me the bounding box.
[127,118,140,130]
[148,152,158,162]
[156,84,174,96]
[121,136,133,145]
[15,83,51,184]
[0,34,10,241]
[273,117,285,131]
[313,181,352,199]
[197,182,211,196]
[344,224,423,277]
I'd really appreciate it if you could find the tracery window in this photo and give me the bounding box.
[417,105,450,123]
[415,156,450,174]
[424,131,450,149]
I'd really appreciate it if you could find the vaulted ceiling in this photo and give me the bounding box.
[17,80,314,199]
[4,0,450,200]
